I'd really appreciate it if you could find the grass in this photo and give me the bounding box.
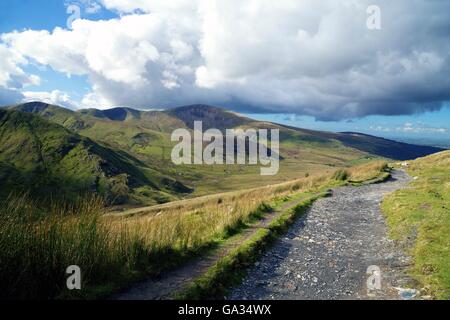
[174,228,275,300]
[0,109,192,206]
[175,192,330,299]
[347,160,390,183]
[382,151,450,299]
[0,161,387,299]
[9,102,383,206]
[325,160,390,185]
[8,102,441,210]
[0,193,186,299]
[175,162,389,300]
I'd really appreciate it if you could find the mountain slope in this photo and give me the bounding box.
[6,101,445,198]
[165,104,252,130]
[11,102,444,161]
[0,109,191,204]
[321,131,443,161]
[267,121,445,161]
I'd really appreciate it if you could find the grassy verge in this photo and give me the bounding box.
[382,151,450,299]
[0,160,387,299]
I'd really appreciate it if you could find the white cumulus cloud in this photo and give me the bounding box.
[0,0,449,119]
[22,90,79,110]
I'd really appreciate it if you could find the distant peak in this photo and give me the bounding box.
[14,101,50,113]
[79,106,143,121]
[166,104,250,130]
[108,106,139,112]
[171,104,226,112]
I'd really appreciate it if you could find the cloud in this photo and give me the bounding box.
[1,0,450,120]
[396,122,449,134]
[0,86,24,106]
[370,122,450,134]
[0,43,41,106]
[369,125,391,132]
[22,90,79,110]
[0,87,78,110]
[0,44,40,89]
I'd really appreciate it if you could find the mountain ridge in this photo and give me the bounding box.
[6,101,446,162]
[1,101,446,205]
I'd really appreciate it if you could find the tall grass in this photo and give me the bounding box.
[0,176,327,299]
[348,160,389,182]
[107,173,335,251]
[329,161,389,183]
[0,193,150,299]
[0,161,387,299]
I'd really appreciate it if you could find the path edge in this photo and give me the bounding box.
[173,190,332,300]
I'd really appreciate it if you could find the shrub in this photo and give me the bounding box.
[332,169,349,181]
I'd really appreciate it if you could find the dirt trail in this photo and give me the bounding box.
[228,169,417,300]
[110,195,311,300]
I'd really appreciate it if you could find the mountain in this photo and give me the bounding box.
[11,102,444,158]
[297,130,444,161]
[4,101,445,201]
[166,104,252,130]
[334,132,444,160]
[0,109,191,205]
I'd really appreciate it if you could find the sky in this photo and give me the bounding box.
[0,0,449,145]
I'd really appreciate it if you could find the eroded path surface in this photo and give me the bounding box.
[229,170,416,300]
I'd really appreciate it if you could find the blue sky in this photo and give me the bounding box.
[0,1,449,146]
[0,1,116,32]
[246,108,450,148]
[0,0,114,100]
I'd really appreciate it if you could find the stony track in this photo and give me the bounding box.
[228,170,417,300]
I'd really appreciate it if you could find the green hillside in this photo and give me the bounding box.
[0,109,191,205]
[8,103,366,195]
[5,102,445,203]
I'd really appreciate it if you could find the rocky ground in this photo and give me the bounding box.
[228,170,419,300]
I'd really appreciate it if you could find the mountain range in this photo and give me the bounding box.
[0,101,445,206]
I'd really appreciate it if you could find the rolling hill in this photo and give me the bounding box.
[0,109,191,205]
[2,101,445,204]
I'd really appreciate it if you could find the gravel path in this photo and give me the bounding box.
[228,170,417,300]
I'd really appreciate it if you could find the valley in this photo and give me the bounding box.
[0,101,447,301]
[2,101,444,206]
